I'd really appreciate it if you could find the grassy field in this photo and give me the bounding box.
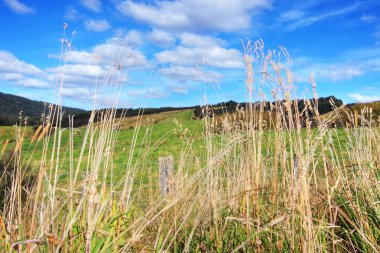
[0,41,379,252]
[0,110,207,184]
[0,109,355,186]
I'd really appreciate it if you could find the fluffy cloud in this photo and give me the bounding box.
[84,19,111,32]
[46,64,107,86]
[120,30,143,46]
[60,86,95,99]
[14,78,49,88]
[0,51,42,76]
[155,33,243,69]
[0,33,149,103]
[294,63,364,83]
[129,89,167,99]
[0,73,23,81]
[319,65,363,82]
[0,50,48,89]
[148,29,176,47]
[348,93,380,103]
[92,35,148,67]
[117,0,271,33]
[3,0,34,14]
[161,66,223,84]
[156,46,243,69]
[45,32,148,91]
[171,84,188,94]
[50,32,145,67]
[179,33,226,48]
[151,33,242,94]
[80,0,102,12]
[293,46,380,83]
[59,51,96,65]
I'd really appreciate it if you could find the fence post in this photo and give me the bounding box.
[354,110,358,128]
[158,156,174,196]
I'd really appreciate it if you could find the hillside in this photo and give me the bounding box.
[319,101,380,126]
[0,92,85,118]
[1,92,379,128]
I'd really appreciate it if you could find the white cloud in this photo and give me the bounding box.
[348,93,380,103]
[0,73,23,81]
[294,63,364,83]
[171,84,188,94]
[80,0,102,12]
[179,33,226,48]
[279,10,305,21]
[319,65,363,82]
[46,64,108,87]
[284,2,363,31]
[15,78,49,88]
[0,42,148,105]
[49,64,105,78]
[344,47,380,72]
[45,34,149,89]
[148,29,176,47]
[0,51,42,76]
[3,0,34,14]
[156,46,243,69]
[0,50,46,87]
[117,0,271,33]
[0,51,50,89]
[48,50,97,65]
[293,46,380,83]
[93,36,148,68]
[161,66,223,84]
[59,86,122,107]
[129,89,167,99]
[359,14,377,23]
[61,51,97,65]
[84,19,111,32]
[122,30,143,46]
[60,86,94,98]
[50,32,145,66]
[150,33,241,93]
[154,33,242,69]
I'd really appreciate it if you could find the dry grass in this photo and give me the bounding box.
[0,38,379,252]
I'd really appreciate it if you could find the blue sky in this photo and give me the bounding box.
[0,0,379,109]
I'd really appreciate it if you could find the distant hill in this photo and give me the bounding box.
[320,100,380,126]
[193,96,344,119]
[0,92,85,118]
[0,92,197,127]
[1,92,378,128]
[0,92,85,126]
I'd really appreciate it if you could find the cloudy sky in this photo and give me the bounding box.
[0,0,379,109]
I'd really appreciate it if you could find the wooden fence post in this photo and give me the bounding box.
[354,110,358,128]
[158,156,174,196]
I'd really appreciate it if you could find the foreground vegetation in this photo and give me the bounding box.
[0,40,379,252]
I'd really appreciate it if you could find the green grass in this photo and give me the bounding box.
[0,109,355,184]
[0,110,207,185]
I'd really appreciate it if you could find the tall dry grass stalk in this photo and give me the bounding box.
[0,35,379,252]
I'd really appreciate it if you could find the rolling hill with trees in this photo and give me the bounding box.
[0,92,85,117]
[1,91,378,128]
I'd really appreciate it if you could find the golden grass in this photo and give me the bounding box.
[0,39,379,252]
